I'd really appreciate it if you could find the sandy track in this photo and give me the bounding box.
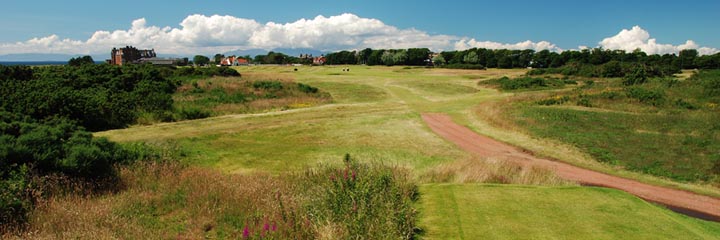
[422,113,720,221]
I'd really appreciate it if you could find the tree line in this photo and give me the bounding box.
[320,48,719,69]
[223,47,719,72]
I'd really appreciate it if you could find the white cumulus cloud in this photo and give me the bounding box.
[0,15,717,57]
[454,39,562,52]
[0,13,459,56]
[599,26,718,55]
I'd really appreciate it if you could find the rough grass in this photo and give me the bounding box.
[173,74,331,118]
[420,156,573,186]
[419,184,720,239]
[5,156,419,239]
[500,72,720,183]
[517,106,719,182]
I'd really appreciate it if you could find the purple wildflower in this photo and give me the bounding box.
[271,223,277,231]
[242,226,250,238]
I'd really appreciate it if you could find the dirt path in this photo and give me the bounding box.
[422,113,720,221]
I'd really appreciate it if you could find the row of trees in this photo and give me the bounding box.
[324,48,432,66]
[319,48,720,70]
[200,47,720,70]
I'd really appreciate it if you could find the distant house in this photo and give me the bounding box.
[110,46,156,66]
[313,56,326,65]
[220,56,250,66]
[220,56,236,66]
[235,58,249,66]
[109,46,184,66]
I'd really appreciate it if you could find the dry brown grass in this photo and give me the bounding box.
[421,156,573,186]
[5,157,419,239]
[4,162,310,239]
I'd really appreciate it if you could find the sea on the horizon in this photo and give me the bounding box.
[0,61,105,66]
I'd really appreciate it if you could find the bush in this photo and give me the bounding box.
[600,90,621,99]
[625,87,664,106]
[536,96,570,106]
[297,83,318,94]
[252,81,283,90]
[441,64,486,70]
[623,66,648,85]
[0,64,179,131]
[688,70,720,97]
[302,154,419,239]
[576,95,593,107]
[492,76,565,91]
[674,99,698,110]
[0,166,30,225]
[177,108,211,120]
[0,112,144,225]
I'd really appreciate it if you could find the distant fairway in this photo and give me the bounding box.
[95,65,720,237]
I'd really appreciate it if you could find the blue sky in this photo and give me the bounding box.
[1,0,718,56]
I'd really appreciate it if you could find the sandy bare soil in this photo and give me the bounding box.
[422,113,720,221]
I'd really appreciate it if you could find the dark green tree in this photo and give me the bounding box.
[193,55,210,66]
[213,54,225,64]
[68,56,95,66]
[679,49,699,69]
[622,65,648,85]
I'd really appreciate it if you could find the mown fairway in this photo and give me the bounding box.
[420,184,720,239]
[96,65,720,238]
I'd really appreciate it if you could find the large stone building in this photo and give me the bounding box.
[110,46,157,66]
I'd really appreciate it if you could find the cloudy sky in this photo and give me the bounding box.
[1,0,718,58]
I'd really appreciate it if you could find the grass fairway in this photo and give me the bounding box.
[419,184,720,239]
[92,66,720,238]
[97,66,521,173]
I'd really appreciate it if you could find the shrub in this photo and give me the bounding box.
[493,76,564,91]
[0,112,142,225]
[600,90,621,99]
[690,70,720,97]
[563,79,578,85]
[0,64,178,131]
[536,95,570,106]
[0,166,30,225]
[252,81,283,90]
[576,95,593,107]
[177,108,211,120]
[622,66,648,85]
[441,64,486,70]
[625,87,664,106]
[674,99,697,110]
[297,83,319,94]
[302,154,419,239]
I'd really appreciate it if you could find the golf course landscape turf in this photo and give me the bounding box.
[90,65,720,238]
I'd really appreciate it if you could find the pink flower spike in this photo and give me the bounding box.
[271,223,277,231]
[242,226,250,238]
[263,223,270,231]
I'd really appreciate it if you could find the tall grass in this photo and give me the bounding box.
[421,156,573,186]
[3,155,419,239]
[491,70,720,183]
